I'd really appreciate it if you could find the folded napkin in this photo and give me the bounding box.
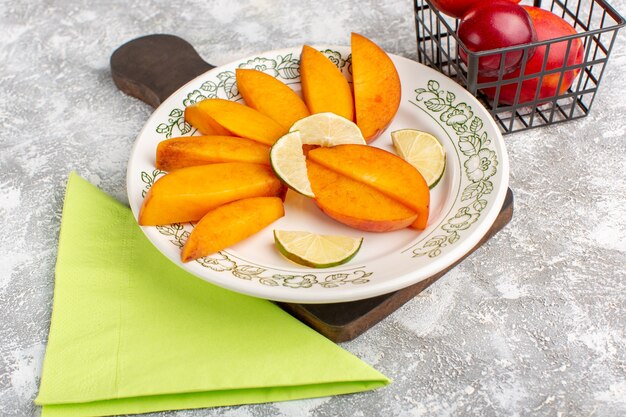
[35,172,389,417]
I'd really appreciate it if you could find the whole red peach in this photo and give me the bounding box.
[428,0,521,19]
[458,0,536,76]
[479,6,584,105]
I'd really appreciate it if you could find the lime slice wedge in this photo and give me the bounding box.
[289,112,366,146]
[270,131,313,197]
[391,129,446,189]
[274,230,363,268]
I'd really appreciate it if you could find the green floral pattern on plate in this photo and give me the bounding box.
[140,50,501,290]
[142,50,374,289]
[154,50,347,139]
[411,80,497,258]
[151,221,372,289]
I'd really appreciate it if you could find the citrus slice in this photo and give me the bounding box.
[274,230,363,268]
[391,129,446,189]
[289,112,366,146]
[270,131,314,197]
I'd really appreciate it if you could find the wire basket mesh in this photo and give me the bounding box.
[414,0,625,134]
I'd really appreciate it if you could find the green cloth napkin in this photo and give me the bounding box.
[35,172,389,417]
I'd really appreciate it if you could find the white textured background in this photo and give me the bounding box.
[1,0,625,416]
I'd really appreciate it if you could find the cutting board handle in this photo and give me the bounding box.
[110,34,215,108]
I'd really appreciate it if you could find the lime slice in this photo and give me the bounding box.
[274,230,363,268]
[270,131,313,197]
[289,112,366,146]
[391,129,446,189]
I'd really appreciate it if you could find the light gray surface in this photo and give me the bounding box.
[1,0,625,416]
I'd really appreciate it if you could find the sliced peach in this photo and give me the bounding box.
[299,45,354,121]
[236,69,310,130]
[308,145,429,229]
[351,33,401,142]
[139,162,283,226]
[181,196,284,262]
[307,160,417,232]
[184,98,287,146]
[156,135,270,171]
[184,105,231,136]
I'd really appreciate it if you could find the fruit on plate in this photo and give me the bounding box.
[184,98,287,146]
[289,112,365,147]
[274,230,363,268]
[299,45,354,121]
[458,0,536,76]
[270,131,313,197]
[181,197,284,262]
[351,32,401,142]
[235,68,310,130]
[271,113,369,198]
[307,161,418,232]
[391,129,446,189]
[429,0,521,19]
[479,6,584,105]
[183,104,231,136]
[156,135,270,171]
[139,162,283,226]
[307,145,430,229]
[140,37,432,263]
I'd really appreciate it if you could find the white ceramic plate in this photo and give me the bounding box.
[127,46,509,304]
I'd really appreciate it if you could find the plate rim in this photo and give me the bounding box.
[126,45,510,304]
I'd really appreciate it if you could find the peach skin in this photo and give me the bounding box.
[139,162,283,226]
[308,144,429,229]
[236,68,310,130]
[307,160,418,232]
[184,104,231,136]
[351,33,401,142]
[181,196,284,262]
[184,98,287,146]
[299,45,354,121]
[156,135,270,171]
[479,6,584,105]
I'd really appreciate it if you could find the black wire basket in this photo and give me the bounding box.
[414,0,625,134]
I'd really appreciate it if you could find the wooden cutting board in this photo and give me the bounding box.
[111,34,514,342]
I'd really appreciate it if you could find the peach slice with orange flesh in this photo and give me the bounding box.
[307,160,418,232]
[236,69,310,130]
[139,162,283,226]
[156,135,270,171]
[307,145,429,229]
[351,32,401,142]
[184,98,287,146]
[299,45,354,121]
[184,104,231,136]
[181,196,284,262]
